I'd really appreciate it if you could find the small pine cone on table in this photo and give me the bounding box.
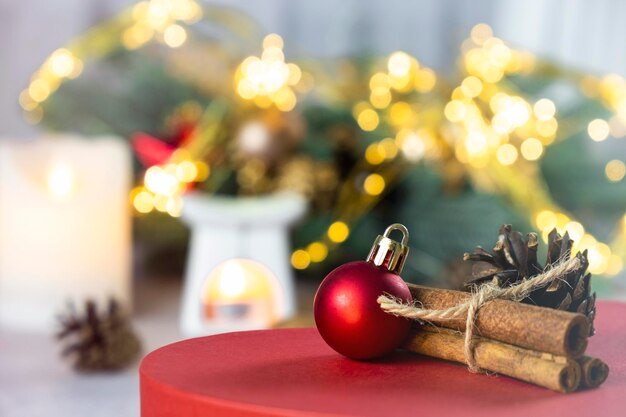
[57,299,141,371]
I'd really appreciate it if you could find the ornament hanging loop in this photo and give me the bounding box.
[367,223,410,275]
[383,223,409,245]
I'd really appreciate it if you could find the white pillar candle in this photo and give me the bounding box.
[0,135,132,332]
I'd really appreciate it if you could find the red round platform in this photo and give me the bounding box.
[140,301,626,417]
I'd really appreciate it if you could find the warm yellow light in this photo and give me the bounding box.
[482,65,504,83]
[399,132,425,162]
[378,138,398,160]
[291,249,311,270]
[496,143,518,165]
[489,92,507,112]
[173,150,194,165]
[236,79,256,100]
[588,119,610,142]
[48,49,75,77]
[286,63,301,85]
[194,161,210,181]
[218,260,248,298]
[202,259,275,309]
[497,96,531,128]
[578,233,597,250]
[533,98,556,121]
[166,195,183,217]
[122,24,154,49]
[605,160,626,182]
[606,255,623,276]
[163,24,187,48]
[363,173,385,196]
[153,194,169,212]
[67,58,83,79]
[263,33,284,49]
[535,209,557,230]
[238,121,270,154]
[148,0,171,18]
[176,160,198,182]
[484,38,511,67]
[352,102,370,120]
[47,162,74,197]
[464,131,488,156]
[28,79,51,103]
[145,166,179,196]
[520,137,543,161]
[132,1,149,19]
[414,68,436,93]
[369,87,391,109]
[586,246,607,274]
[470,23,493,45]
[235,35,299,111]
[133,190,155,213]
[564,221,585,242]
[464,48,488,78]
[389,102,413,126]
[328,221,350,243]
[444,100,466,122]
[369,72,390,90]
[274,87,297,111]
[536,118,558,138]
[387,51,413,77]
[164,163,178,176]
[587,242,612,275]
[555,212,571,230]
[365,143,385,165]
[491,113,513,135]
[357,109,380,131]
[460,76,482,98]
[307,242,328,263]
[171,0,203,22]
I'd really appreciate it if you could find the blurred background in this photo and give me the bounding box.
[2,0,626,415]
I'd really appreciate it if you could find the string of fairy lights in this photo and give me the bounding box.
[19,3,626,277]
[289,24,626,276]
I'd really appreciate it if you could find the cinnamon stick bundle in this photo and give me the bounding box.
[404,327,582,393]
[578,356,610,389]
[408,284,590,358]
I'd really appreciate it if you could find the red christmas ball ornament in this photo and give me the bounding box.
[314,224,413,360]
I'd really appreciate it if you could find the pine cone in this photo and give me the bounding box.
[464,224,596,335]
[57,299,142,371]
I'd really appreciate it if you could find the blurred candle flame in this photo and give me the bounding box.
[47,162,74,197]
[218,260,248,299]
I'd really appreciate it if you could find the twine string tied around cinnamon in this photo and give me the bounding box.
[377,256,582,373]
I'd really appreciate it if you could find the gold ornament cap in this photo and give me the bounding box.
[366,223,410,274]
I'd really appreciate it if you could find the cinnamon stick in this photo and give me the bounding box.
[404,326,581,393]
[578,356,609,389]
[408,284,590,358]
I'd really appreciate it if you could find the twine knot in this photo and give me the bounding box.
[378,256,581,373]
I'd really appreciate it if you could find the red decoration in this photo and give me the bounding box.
[140,302,625,417]
[131,114,197,167]
[131,133,176,167]
[314,260,412,359]
[314,224,413,359]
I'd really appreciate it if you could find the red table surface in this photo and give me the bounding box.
[140,301,626,417]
